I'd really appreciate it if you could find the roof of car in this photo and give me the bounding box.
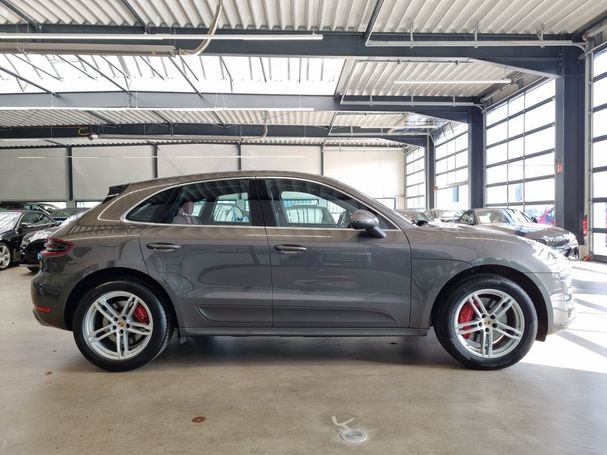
[0,209,46,214]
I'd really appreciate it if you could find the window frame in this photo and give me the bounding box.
[259,177,398,230]
[124,178,263,227]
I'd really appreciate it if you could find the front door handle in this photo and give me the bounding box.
[274,244,307,253]
[146,242,182,252]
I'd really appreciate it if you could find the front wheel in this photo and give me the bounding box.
[73,280,173,372]
[0,242,12,270]
[433,274,537,370]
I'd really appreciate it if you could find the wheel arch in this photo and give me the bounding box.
[430,265,549,341]
[64,267,177,332]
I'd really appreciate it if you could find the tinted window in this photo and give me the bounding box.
[127,179,251,225]
[265,179,390,229]
[21,212,46,226]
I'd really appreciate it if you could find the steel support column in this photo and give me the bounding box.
[555,47,585,242]
[426,135,435,210]
[468,108,484,208]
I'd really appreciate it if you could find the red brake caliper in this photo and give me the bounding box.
[458,303,475,339]
[133,304,149,324]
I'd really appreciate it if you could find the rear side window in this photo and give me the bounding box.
[126,179,251,225]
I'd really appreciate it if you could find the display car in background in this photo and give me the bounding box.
[20,211,88,272]
[0,202,54,216]
[49,208,88,223]
[32,171,575,372]
[424,208,463,222]
[395,209,432,225]
[0,210,57,270]
[456,208,578,259]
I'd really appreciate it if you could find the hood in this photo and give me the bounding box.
[472,223,572,239]
[23,226,59,243]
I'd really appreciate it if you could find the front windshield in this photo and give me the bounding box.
[0,212,20,231]
[476,209,530,225]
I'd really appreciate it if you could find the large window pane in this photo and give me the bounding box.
[508,160,524,181]
[593,139,607,169]
[525,100,555,131]
[525,80,555,108]
[486,164,508,184]
[508,114,524,137]
[524,178,555,202]
[509,94,525,115]
[486,185,507,204]
[593,77,607,108]
[508,137,525,160]
[593,202,607,229]
[486,143,507,165]
[594,171,607,198]
[487,122,507,145]
[525,127,555,155]
[525,152,555,179]
[594,51,607,78]
[487,103,508,126]
[593,109,607,138]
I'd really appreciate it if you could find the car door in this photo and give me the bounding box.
[261,177,412,328]
[133,178,273,328]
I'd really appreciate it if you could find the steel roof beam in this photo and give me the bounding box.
[0,65,56,95]
[0,122,429,147]
[0,91,479,123]
[0,27,580,76]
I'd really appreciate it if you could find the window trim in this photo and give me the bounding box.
[259,177,400,230]
[122,177,262,228]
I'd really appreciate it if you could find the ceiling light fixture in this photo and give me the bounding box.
[394,79,511,85]
[0,33,323,41]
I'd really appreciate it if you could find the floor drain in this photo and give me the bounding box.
[340,429,368,444]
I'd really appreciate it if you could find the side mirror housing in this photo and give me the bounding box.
[350,209,386,238]
[531,216,538,223]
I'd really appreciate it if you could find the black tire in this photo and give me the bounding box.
[433,274,537,370]
[73,279,173,372]
[0,242,12,270]
[27,266,39,273]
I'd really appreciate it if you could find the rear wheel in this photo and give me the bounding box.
[433,274,537,370]
[0,243,11,270]
[73,280,173,372]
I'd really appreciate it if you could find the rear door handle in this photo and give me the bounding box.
[146,242,182,252]
[274,244,307,253]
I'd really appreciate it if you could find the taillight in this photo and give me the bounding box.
[41,238,73,258]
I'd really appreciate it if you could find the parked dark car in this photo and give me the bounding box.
[50,207,87,223]
[32,171,575,372]
[20,211,88,272]
[456,208,579,259]
[0,202,54,216]
[424,208,464,222]
[0,210,57,270]
[395,209,432,225]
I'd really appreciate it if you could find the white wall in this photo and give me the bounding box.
[0,144,405,207]
[0,148,68,200]
[323,148,405,209]
[157,143,238,177]
[241,145,321,173]
[72,146,154,200]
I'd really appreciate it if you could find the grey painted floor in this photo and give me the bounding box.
[1,262,606,454]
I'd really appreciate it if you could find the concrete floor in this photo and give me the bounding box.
[1,263,606,455]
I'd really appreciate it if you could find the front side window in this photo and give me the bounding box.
[265,178,389,229]
[127,179,251,225]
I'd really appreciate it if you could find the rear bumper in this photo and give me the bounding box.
[31,268,71,330]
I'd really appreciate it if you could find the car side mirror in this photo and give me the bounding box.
[21,223,32,229]
[415,220,428,226]
[531,216,538,223]
[350,209,386,238]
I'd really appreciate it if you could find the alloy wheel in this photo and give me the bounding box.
[0,244,10,269]
[82,291,154,361]
[453,289,525,359]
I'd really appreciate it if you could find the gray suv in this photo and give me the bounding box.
[32,171,575,371]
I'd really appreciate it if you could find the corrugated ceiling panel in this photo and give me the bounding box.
[0,109,96,127]
[338,60,510,97]
[371,0,607,35]
[8,0,135,25]
[2,0,605,34]
[94,109,166,124]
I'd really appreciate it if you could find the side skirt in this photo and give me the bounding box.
[180,327,428,337]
